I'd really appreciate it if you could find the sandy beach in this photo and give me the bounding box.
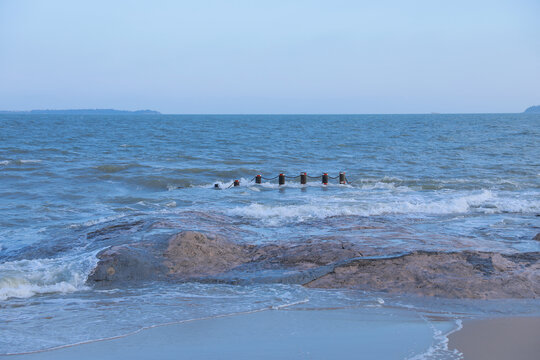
[448,317,540,360]
[3,307,457,359]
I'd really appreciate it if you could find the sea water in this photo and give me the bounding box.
[1,114,539,357]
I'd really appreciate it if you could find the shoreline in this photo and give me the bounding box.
[448,317,540,360]
[2,306,457,359]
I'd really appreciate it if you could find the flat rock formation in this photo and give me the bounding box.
[87,231,363,284]
[306,251,540,299]
[87,231,540,299]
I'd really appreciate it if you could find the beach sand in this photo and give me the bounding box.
[4,307,456,360]
[448,317,540,360]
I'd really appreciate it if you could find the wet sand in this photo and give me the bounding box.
[3,307,456,360]
[448,317,540,360]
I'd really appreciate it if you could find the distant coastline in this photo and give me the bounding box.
[0,109,160,115]
[523,105,540,113]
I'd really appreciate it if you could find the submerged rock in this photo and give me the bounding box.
[86,220,145,242]
[87,231,540,299]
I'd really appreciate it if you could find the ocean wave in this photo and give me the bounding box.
[406,318,463,360]
[119,144,143,148]
[0,251,98,301]
[359,181,411,191]
[198,177,356,189]
[0,160,10,166]
[131,176,191,190]
[199,177,511,191]
[69,214,128,229]
[94,163,146,173]
[16,159,42,164]
[227,190,539,225]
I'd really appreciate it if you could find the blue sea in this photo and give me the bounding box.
[1,114,539,358]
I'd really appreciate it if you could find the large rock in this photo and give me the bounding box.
[163,231,249,277]
[246,240,364,269]
[534,233,540,241]
[87,245,166,285]
[305,251,540,299]
[86,231,540,299]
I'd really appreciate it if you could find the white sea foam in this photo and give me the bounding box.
[69,214,127,228]
[0,160,10,166]
[18,159,42,164]
[227,190,539,225]
[406,318,463,360]
[359,181,411,191]
[0,251,98,301]
[199,178,355,189]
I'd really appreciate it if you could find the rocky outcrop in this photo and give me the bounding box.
[534,233,540,241]
[164,231,250,277]
[87,245,167,284]
[249,240,363,270]
[87,231,363,286]
[305,251,540,299]
[86,231,540,299]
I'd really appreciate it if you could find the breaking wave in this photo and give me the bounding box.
[228,190,539,224]
[17,159,42,164]
[0,251,98,300]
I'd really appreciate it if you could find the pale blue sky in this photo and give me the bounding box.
[1,0,539,113]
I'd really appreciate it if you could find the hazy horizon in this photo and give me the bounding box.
[0,108,537,115]
[1,0,539,114]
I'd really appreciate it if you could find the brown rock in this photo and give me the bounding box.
[249,241,363,270]
[304,251,540,299]
[163,231,249,277]
[86,230,540,299]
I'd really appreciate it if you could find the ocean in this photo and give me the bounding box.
[1,114,539,358]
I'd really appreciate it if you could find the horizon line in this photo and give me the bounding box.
[0,110,532,116]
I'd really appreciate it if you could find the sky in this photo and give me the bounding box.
[0,0,539,114]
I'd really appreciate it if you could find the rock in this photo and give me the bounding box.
[534,233,540,241]
[86,220,145,241]
[87,245,166,285]
[163,231,249,277]
[86,231,540,299]
[86,232,366,286]
[246,241,364,270]
[304,251,540,299]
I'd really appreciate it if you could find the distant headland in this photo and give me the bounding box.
[523,106,540,113]
[0,109,160,115]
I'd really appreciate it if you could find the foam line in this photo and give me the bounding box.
[406,317,464,360]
